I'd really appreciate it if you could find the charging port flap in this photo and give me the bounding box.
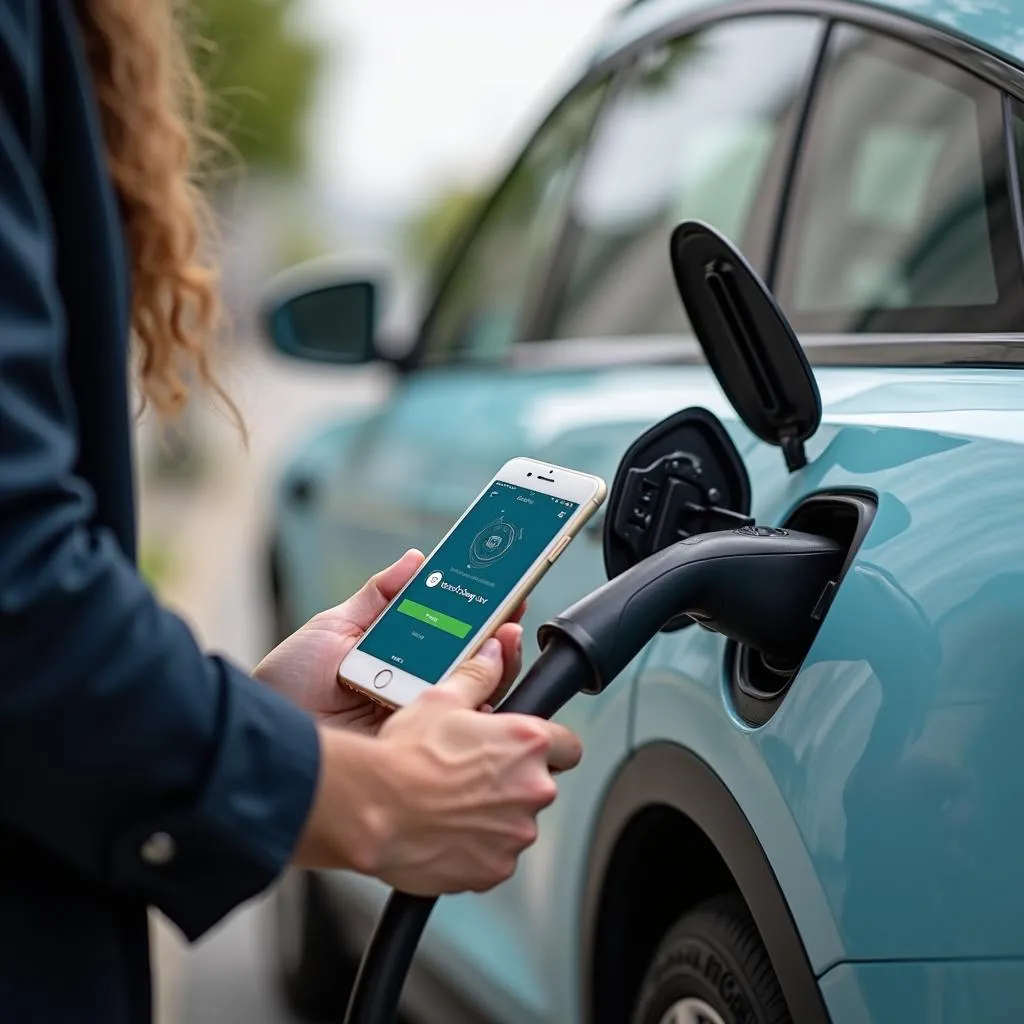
[670,220,822,473]
[604,406,752,631]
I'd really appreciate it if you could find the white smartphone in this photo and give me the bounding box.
[338,456,607,708]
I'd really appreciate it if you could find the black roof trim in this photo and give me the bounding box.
[594,0,1024,101]
[506,333,1024,370]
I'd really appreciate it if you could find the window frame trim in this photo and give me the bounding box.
[763,19,837,287]
[602,0,1024,104]
[505,330,1024,369]
[593,2,1024,368]
[770,19,1022,336]
[531,14,830,345]
[406,0,1024,373]
[1004,95,1024,272]
[519,66,638,344]
[407,74,622,371]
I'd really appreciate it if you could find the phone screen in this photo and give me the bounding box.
[358,481,580,684]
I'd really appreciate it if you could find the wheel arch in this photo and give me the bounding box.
[581,743,831,1024]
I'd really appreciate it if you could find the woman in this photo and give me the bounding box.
[0,2,582,1021]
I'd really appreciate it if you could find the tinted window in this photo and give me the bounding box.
[545,17,823,341]
[776,25,1022,335]
[418,81,608,364]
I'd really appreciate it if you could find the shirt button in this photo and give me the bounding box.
[140,831,177,866]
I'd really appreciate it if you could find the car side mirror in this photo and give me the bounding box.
[260,256,393,366]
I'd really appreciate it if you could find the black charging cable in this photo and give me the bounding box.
[342,639,591,1024]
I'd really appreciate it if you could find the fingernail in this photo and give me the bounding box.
[479,638,502,663]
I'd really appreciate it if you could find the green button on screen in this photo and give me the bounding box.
[397,598,472,639]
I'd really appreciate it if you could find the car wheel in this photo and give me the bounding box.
[631,894,790,1024]
[274,869,355,1022]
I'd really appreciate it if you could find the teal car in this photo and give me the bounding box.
[262,1,1024,1021]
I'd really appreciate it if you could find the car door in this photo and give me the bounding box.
[413,14,829,1024]
[630,17,1024,1011]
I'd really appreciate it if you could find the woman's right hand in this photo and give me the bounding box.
[294,638,583,895]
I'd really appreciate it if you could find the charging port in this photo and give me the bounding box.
[729,489,877,726]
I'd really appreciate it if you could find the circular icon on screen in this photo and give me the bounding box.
[425,570,444,588]
[469,518,517,568]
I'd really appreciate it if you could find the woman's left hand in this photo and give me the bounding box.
[253,549,526,736]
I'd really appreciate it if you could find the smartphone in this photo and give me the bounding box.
[338,457,606,708]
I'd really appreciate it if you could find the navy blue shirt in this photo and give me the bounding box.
[0,4,320,1020]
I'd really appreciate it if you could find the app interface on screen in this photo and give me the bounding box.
[359,482,580,684]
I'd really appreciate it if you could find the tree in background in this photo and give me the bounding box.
[191,0,331,307]
[191,0,325,177]
[146,0,326,482]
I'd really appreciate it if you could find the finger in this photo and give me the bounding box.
[321,701,393,737]
[489,623,523,706]
[433,638,504,708]
[341,549,424,627]
[541,722,583,773]
[507,601,527,624]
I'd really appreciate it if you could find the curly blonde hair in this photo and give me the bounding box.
[75,0,243,432]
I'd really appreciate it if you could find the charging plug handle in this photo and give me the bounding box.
[540,527,843,694]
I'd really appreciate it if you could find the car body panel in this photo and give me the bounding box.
[819,959,1024,1022]
[273,414,383,623]
[634,364,1024,972]
[276,376,498,623]
[300,363,1024,1018]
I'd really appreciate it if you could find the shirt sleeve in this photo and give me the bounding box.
[0,0,320,941]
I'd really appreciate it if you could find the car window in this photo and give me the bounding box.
[543,16,824,341]
[417,80,609,365]
[775,23,1022,335]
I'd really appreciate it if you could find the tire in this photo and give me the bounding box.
[273,869,355,1022]
[631,894,790,1024]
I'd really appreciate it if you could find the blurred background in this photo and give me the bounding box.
[139,1,620,1020]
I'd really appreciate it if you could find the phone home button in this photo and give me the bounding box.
[373,669,393,689]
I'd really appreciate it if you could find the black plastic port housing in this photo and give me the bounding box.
[728,489,877,726]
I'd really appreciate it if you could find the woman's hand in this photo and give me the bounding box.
[253,549,525,735]
[295,638,583,892]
